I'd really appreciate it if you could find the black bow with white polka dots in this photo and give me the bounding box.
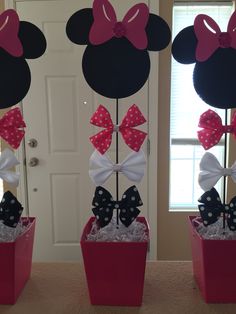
[198,188,236,231]
[92,185,143,228]
[0,191,24,228]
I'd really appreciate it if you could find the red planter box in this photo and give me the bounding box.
[81,217,149,306]
[188,215,236,303]
[0,217,35,304]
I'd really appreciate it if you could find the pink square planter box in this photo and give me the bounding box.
[188,215,236,303]
[0,217,35,304]
[80,216,149,306]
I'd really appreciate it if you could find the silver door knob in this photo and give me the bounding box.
[28,157,39,167]
[28,138,38,148]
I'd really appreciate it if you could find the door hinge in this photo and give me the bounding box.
[147,138,150,156]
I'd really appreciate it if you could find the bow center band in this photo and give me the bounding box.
[218,32,232,48]
[222,167,233,176]
[113,22,126,38]
[222,125,236,133]
[113,124,120,132]
[113,163,122,172]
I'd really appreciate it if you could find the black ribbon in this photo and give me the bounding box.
[198,187,236,231]
[0,191,24,228]
[92,185,143,228]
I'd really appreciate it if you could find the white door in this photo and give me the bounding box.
[6,0,158,261]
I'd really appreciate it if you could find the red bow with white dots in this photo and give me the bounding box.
[90,104,147,154]
[198,109,236,150]
[0,107,26,149]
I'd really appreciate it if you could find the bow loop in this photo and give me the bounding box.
[89,0,149,50]
[92,185,142,227]
[0,107,26,149]
[0,148,20,187]
[120,104,146,128]
[198,188,236,230]
[0,9,23,57]
[89,149,146,186]
[227,10,236,48]
[0,191,23,228]
[198,188,225,226]
[90,104,147,154]
[198,109,236,150]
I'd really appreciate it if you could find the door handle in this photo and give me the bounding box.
[28,157,39,167]
[28,138,38,148]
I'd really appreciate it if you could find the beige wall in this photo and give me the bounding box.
[158,0,192,260]
[0,0,4,12]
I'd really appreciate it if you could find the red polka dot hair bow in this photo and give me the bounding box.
[90,104,147,154]
[198,109,236,150]
[0,107,26,149]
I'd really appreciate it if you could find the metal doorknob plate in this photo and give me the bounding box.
[28,138,38,148]
[28,157,39,167]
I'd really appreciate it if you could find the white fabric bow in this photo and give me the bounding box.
[199,152,236,191]
[0,148,20,187]
[89,149,146,186]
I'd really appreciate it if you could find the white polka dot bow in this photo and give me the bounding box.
[198,187,236,230]
[89,104,147,154]
[92,185,143,227]
[199,152,236,191]
[89,149,146,186]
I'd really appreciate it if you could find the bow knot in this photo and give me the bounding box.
[90,104,147,154]
[198,188,236,231]
[89,149,146,186]
[222,168,233,176]
[113,22,126,38]
[92,185,142,227]
[198,109,236,150]
[218,32,231,48]
[113,124,119,132]
[222,125,236,133]
[112,163,122,172]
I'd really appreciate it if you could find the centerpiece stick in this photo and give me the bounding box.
[116,98,119,226]
[222,108,228,229]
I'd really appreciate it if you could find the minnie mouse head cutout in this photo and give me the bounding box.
[66,0,171,99]
[0,9,46,109]
[172,11,236,109]
[66,1,170,230]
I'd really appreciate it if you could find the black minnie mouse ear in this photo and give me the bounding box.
[146,14,171,51]
[66,8,93,45]
[172,26,197,64]
[19,21,46,59]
